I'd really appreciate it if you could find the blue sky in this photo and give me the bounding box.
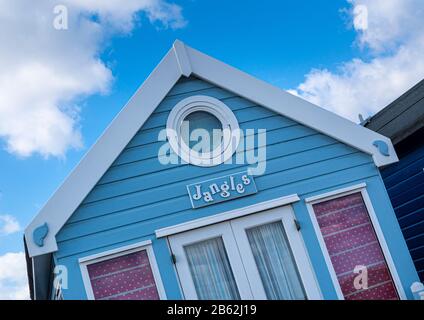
[0,0,355,255]
[0,0,423,299]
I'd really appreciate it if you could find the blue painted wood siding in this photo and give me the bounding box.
[54,76,419,299]
[381,144,424,281]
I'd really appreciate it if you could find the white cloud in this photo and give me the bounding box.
[0,252,29,300]
[0,215,21,235]
[70,0,187,31]
[290,0,424,122]
[0,1,186,158]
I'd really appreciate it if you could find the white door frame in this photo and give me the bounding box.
[156,194,300,238]
[169,221,254,300]
[230,206,322,299]
[168,205,322,300]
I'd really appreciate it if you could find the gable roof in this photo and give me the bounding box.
[24,40,398,258]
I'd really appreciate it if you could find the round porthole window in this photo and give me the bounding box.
[166,95,240,166]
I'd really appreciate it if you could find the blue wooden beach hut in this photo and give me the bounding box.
[24,41,420,300]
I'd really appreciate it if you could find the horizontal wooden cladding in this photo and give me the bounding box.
[87,135,358,204]
[112,116,297,167]
[58,153,373,243]
[143,104,274,131]
[56,165,377,259]
[68,145,364,227]
[382,146,424,225]
[99,122,314,185]
[125,113,295,151]
[156,89,254,114]
[381,144,424,281]
[86,132,328,204]
[165,78,215,97]
[57,76,377,260]
[382,147,424,189]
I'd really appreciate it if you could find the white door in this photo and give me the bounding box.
[169,221,254,299]
[169,206,321,300]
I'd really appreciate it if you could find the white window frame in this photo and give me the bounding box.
[166,95,240,167]
[79,240,166,300]
[305,183,406,300]
[168,205,322,300]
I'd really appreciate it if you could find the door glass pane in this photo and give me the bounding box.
[184,237,241,300]
[312,192,399,300]
[246,221,306,300]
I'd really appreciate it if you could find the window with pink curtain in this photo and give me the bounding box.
[86,250,160,300]
[312,192,399,300]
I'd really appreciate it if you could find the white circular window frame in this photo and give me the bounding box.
[166,95,240,167]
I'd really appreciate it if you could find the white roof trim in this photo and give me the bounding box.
[173,40,192,77]
[24,40,398,257]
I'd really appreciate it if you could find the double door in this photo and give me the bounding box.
[169,206,321,300]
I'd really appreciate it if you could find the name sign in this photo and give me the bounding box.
[187,171,257,209]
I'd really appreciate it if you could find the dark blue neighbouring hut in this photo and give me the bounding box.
[366,79,424,282]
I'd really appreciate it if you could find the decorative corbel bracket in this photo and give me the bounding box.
[33,223,49,247]
[373,140,390,157]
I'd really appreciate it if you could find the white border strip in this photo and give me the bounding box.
[305,183,406,300]
[78,240,152,263]
[173,40,192,77]
[305,183,366,203]
[155,194,300,238]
